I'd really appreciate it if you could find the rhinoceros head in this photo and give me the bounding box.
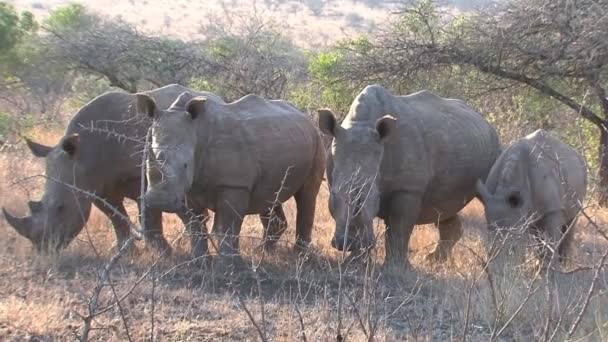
[476,179,533,232]
[136,91,201,212]
[4,134,92,252]
[318,109,396,252]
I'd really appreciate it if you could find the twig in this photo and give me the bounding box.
[238,295,269,342]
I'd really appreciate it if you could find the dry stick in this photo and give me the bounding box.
[150,268,156,342]
[108,279,133,342]
[566,247,608,338]
[238,295,269,342]
[293,303,308,342]
[492,260,544,340]
[461,278,474,342]
[80,234,138,341]
[67,176,134,342]
[345,293,369,338]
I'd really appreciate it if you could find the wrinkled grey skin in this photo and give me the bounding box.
[3,84,220,254]
[476,129,587,263]
[137,92,326,256]
[319,85,500,267]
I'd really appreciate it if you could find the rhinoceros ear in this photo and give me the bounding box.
[375,115,397,141]
[185,97,207,120]
[60,134,79,157]
[475,179,490,204]
[318,109,338,137]
[136,94,158,118]
[25,137,53,158]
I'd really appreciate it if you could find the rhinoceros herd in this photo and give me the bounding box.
[3,84,588,269]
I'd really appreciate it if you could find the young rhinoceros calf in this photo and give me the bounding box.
[476,129,587,264]
[3,84,220,254]
[319,85,500,268]
[136,92,326,256]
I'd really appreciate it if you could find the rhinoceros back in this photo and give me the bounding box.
[348,85,500,223]
[195,95,324,213]
[64,84,220,188]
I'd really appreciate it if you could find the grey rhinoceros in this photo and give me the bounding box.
[476,129,587,264]
[3,84,221,254]
[318,85,500,267]
[136,91,326,256]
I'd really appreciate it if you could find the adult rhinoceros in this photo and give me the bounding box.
[318,85,500,267]
[476,129,587,264]
[3,84,221,255]
[136,91,326,256]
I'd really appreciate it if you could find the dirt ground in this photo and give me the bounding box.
[1,136,608,341]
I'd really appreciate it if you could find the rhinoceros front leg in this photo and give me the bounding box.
[138,203,172,255]
[92,197,132,249]
[213,187,250,258]
[536,211,568,268]
[176,207,210,261]
[261,204,287,251]
[384,192,421,269]
[426,215,463,263]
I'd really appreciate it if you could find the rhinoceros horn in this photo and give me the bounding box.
[24,138,53,158]
[3,207,33,239]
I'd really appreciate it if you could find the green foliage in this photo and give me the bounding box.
[288,50,358,117]
[0,3,21,54]
[44,3,91,31]
[0,111,11,139]
[0,3,36,55]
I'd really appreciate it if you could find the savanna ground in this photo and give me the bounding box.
[2,127,608,341]
[2,0,608,340]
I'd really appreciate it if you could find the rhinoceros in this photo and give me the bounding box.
[318,85,501,267]
[135,91,326,256]
[2,84,222,254]
[476,129,587,263]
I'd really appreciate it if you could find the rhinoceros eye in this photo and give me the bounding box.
[507,191,522,208]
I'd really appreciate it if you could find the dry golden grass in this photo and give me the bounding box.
[10,0,396,48]
[2,138,608,340]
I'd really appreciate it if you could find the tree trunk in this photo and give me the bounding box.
[597,122,608,207]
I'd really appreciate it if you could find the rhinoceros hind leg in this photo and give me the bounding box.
[293,177,323,250]
[261,204,288,251]
[384,192,421,269]
[426,214,463,263]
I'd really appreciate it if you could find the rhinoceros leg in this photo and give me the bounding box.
[426,215,463,263]
[213,188,250,257]
[558,217,577,265]
[384,192,421,268]
[293,159,324,250]
[261,204,287,250]
[92,197,131,248]
[176,207,210,261]
[536,212,567,269]
[139,204,172,255]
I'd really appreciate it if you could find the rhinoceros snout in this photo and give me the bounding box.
[144,189,184,213]
[331,235,359,252]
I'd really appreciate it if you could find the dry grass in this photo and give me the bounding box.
[10,0,397,48]
[1,137,608,340]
